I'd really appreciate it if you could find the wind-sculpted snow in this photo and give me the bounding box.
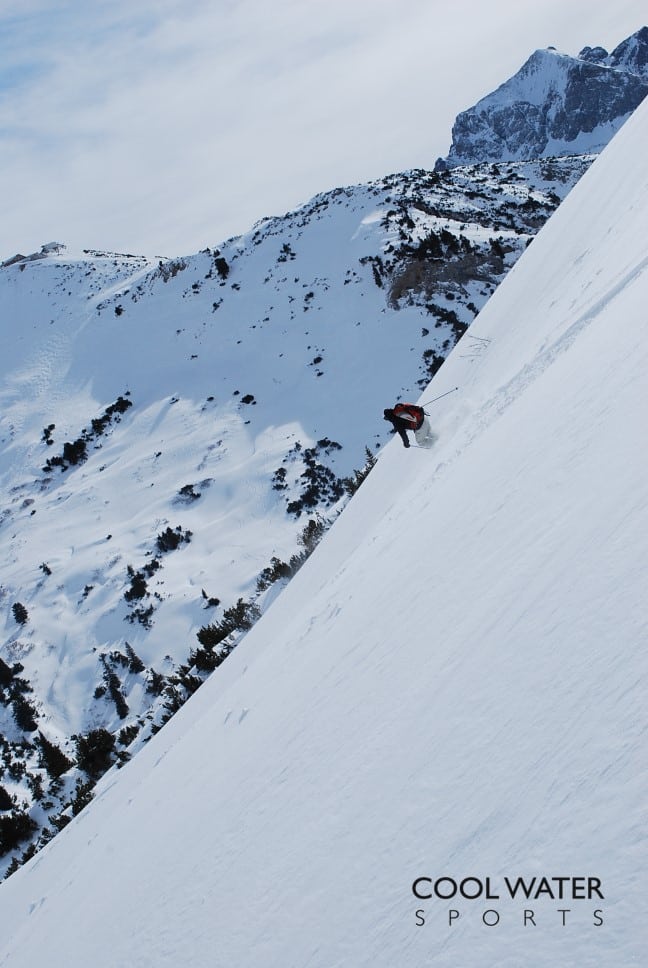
[0,84,645,968]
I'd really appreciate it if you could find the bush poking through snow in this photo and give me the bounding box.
[100,656,129,719]
[0,656,17,686]
[118,724,139,747]
[298,516,327,554]
[177,484,201,503]
[12,697,38,732]
[0,811,37,858]
[256,516,329,594]
[125,604,154,629]
[12,603,28,626]
[342,447,377,496]
[256,557,293,592]
[42,395,132,473]
[283,441,345,517]
[214,256,229,279]
[156,526,192,554]
[124,568,148,602]
[37,733,73,780]
[201,589,221,609]
[196,598,261,652]
[124,643,145,674]
[70,779,94,816]
[75,729,116,779]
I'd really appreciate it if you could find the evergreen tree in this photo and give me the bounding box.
[38,732,73,779]
[75,728,116,779]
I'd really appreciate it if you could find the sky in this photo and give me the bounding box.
[0,0,646,259]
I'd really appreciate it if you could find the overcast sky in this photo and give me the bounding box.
[0,0,645,259]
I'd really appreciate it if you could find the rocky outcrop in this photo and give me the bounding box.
[583,25,648,79]
[1,242,66,269]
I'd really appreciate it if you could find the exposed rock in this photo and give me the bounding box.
[436,29,648,169]
[607,25,648,79]
[1,242,66,269]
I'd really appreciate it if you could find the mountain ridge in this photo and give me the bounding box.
[0,156,596,877]
[436,27,648,168]
[0,28,645,885]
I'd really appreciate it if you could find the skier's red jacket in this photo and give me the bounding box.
[393,403,424,430]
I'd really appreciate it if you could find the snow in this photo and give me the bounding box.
[0,157,585,805]
[0,90,646,968]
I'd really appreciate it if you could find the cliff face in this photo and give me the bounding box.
[586,24,648,77]
[436,28,648,169]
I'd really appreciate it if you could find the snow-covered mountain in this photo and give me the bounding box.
[0,76,645,968]
[0,156,594,875]
[580,24,648,76]
[436,27,648,168]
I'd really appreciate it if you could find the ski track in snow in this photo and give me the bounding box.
[443,252,648,469]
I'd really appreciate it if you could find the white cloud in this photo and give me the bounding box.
[0,0,646,257]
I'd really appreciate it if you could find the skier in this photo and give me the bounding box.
[383,403,434,449]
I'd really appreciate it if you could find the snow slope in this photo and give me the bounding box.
[0,156,591,868]
[0,102,646,968]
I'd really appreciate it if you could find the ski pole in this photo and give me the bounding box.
[420,386,459,409]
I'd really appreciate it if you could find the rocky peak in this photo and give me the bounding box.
[607,25,648,79]
[578,45,609,65]
[436,29,648,170]
[579,27,648,78]
[1,241,66,269]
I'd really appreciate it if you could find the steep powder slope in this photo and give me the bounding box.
[0,101,646,967]
[0,159,589,872]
